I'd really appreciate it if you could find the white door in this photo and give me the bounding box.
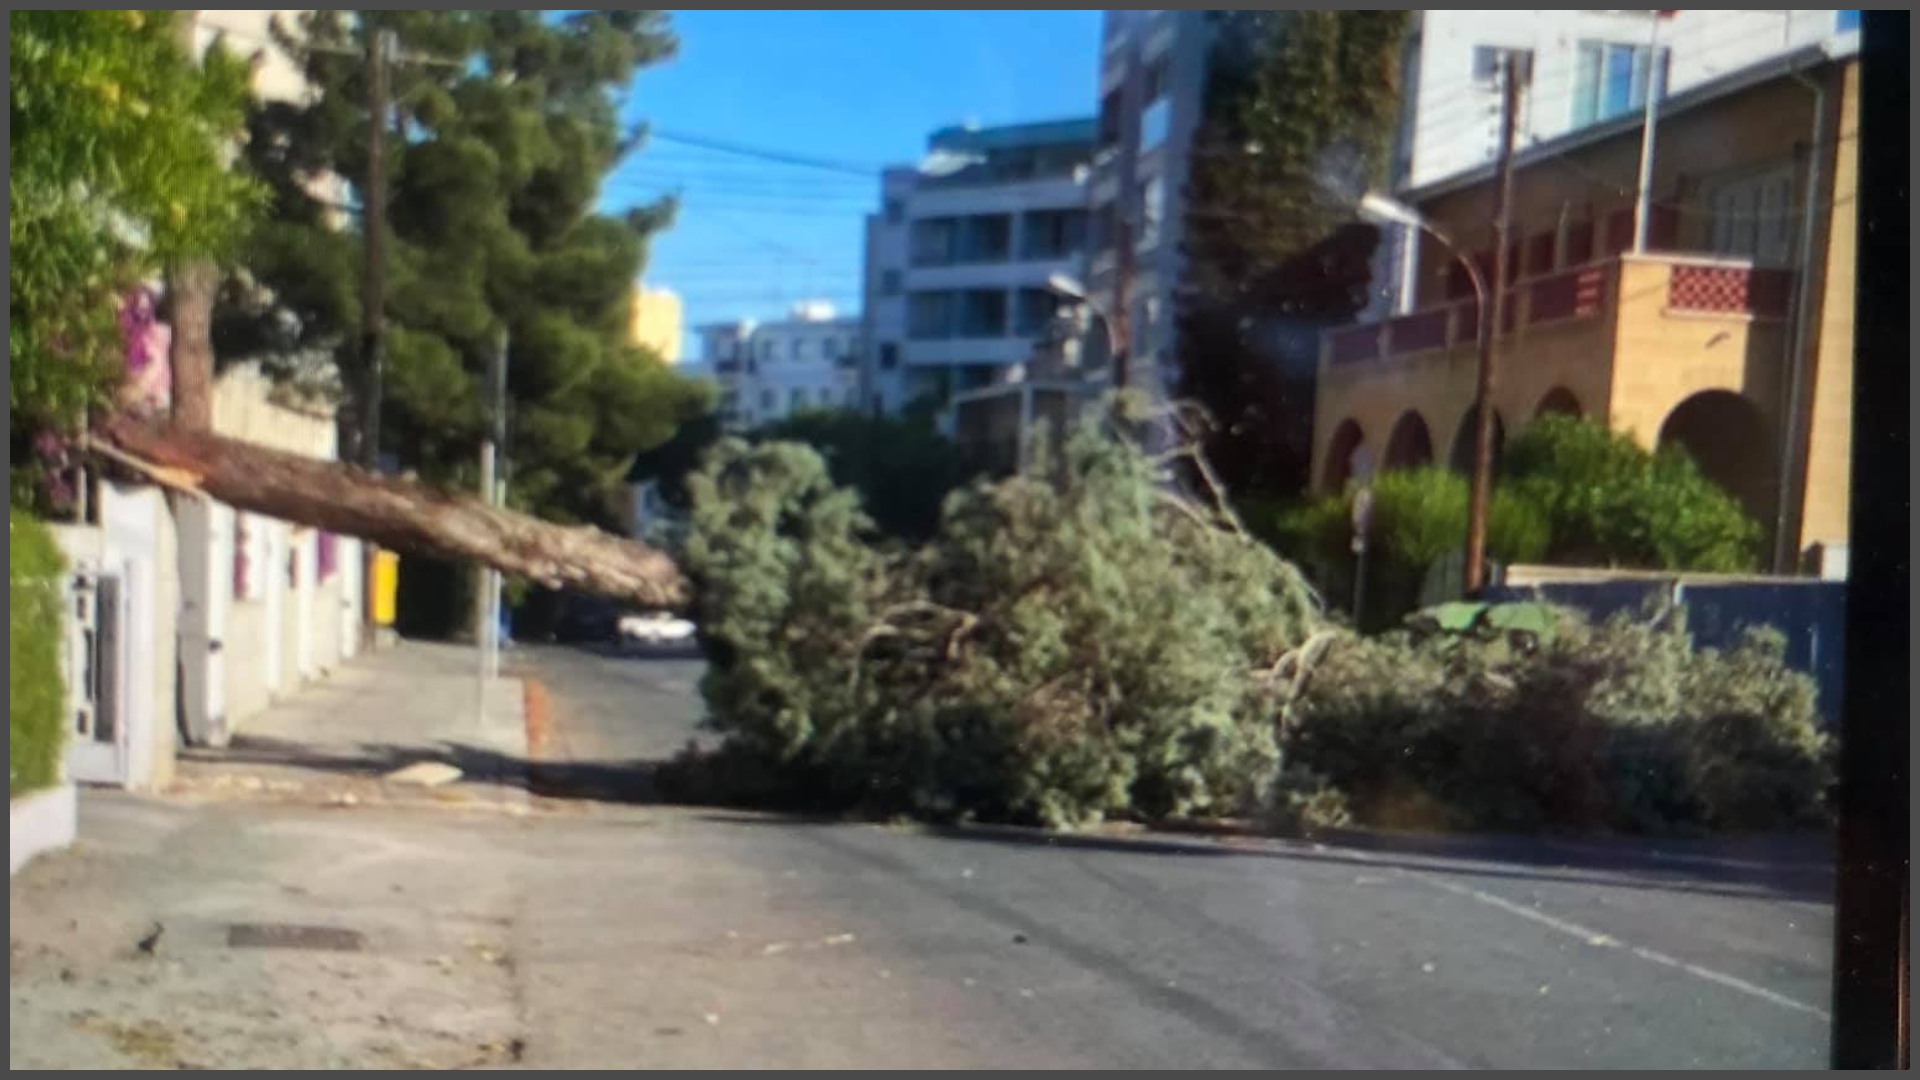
[263,521,285,694]
[294,529,316,680]
[176,500,232,746]
[339,538,362,660]
[63,568,129,786]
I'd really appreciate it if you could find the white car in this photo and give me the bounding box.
[617,611,698,647]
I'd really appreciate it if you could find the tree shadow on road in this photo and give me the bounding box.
[183,735,1833,907]
[688,810,1836,906]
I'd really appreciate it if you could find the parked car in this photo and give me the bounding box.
[1404,600,1557,657]
[553,595,620,643]
[617,611,698,647]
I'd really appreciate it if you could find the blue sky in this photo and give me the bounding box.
[602,10,1102,349]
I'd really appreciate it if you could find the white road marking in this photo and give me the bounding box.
[1351,854,1831,1022]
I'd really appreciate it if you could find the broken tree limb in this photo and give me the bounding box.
[93,416,689,609]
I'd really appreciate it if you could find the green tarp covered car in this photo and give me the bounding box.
[1404,600,1559,655]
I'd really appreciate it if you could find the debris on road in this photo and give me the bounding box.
[383,762,464,788]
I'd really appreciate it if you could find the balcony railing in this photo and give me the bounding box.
[1324,255,1792,371]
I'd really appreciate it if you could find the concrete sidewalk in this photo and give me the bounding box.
[173,640,531,813]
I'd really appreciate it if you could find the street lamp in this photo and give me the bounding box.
[1355,190,1498,595]
[1046,272,1122,386]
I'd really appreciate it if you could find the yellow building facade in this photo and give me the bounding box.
[629,285,684,364]
[1314,46,1858,571]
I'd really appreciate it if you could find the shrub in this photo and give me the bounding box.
[1501,414,1763,572]
[1276,468,1548,631]
[1285,605,1832,834]
[10,511,66,796]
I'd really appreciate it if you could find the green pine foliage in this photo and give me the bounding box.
[220,10,709,527]
[681,415,1824,836]
[1285,609,1831,833]
[1176,11,1413,498]
[10,512,68,796]
[682,419,1325,828]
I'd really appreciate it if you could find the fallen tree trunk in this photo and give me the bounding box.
[94,416,689,609]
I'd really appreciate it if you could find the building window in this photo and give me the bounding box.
[1020,209,1088,260]
[791,388,807,411]
[760,389,775,410]
[881,269,902,295]
[1091,201,1117,251]
[1139,97,1172,153]
[908,292,954,339]
[955,289,1009,338]
[1138,175,1166,249]
[910,217,957,267]
[1098,88,1123,149]
[791,338,805,360]
[1136,55,1173,152]
[884,197,905,225]
[879,343,900,370]
[821,337,837,360]
[1013,288,1062,336]
[1571,41,1669,128]
[1705,164,1797,266]
[954,214,1012,263]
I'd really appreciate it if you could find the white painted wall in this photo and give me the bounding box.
[54,484,178,792]
[1403,10,1852,189]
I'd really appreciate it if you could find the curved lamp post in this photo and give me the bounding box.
[1356,190,1497,595]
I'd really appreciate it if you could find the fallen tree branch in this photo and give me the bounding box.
[91,417,689,609]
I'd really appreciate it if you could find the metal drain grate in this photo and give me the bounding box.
[227,922,367,952]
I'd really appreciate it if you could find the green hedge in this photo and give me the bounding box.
[1285,609,1832,834]
[10,511,66,796]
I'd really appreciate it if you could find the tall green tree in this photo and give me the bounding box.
[1176,11,1411,499]
[219,10,709,529]
[9,10,262,503]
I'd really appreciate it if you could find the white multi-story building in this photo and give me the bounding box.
[1396,9,1859,191]
[701,302,862,430]
[1376,9,1860,316]
[861,119,1096,415]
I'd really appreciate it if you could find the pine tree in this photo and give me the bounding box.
[1176,11,1411,499]
[219,10,710,528]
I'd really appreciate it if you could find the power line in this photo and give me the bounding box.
[646,130,884,178]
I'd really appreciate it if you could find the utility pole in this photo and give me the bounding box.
[1110,215,1134,389]
[1630,12,1670,253]
[360,27,392,470]
[477,329,508,719]
[359,26,393,649]
[1463,49,1526,595]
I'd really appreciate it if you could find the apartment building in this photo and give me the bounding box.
[1316,38,1859,575]
[861,119,1096,415]
[702,303,862,430]
[1080,10,1214,402]
[1375,10,1861,317]
[1396,10,1859,190]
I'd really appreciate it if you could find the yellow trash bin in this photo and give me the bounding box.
[372,549,400,627]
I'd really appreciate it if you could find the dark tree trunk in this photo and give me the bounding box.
[165,259,220,432]
[96,417,689,609]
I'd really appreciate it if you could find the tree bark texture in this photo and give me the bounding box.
[97,417,689,609]
[165,260,219,432]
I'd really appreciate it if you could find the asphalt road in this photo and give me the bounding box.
[505,645,1838,1069]
[11,645,1838,1069]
